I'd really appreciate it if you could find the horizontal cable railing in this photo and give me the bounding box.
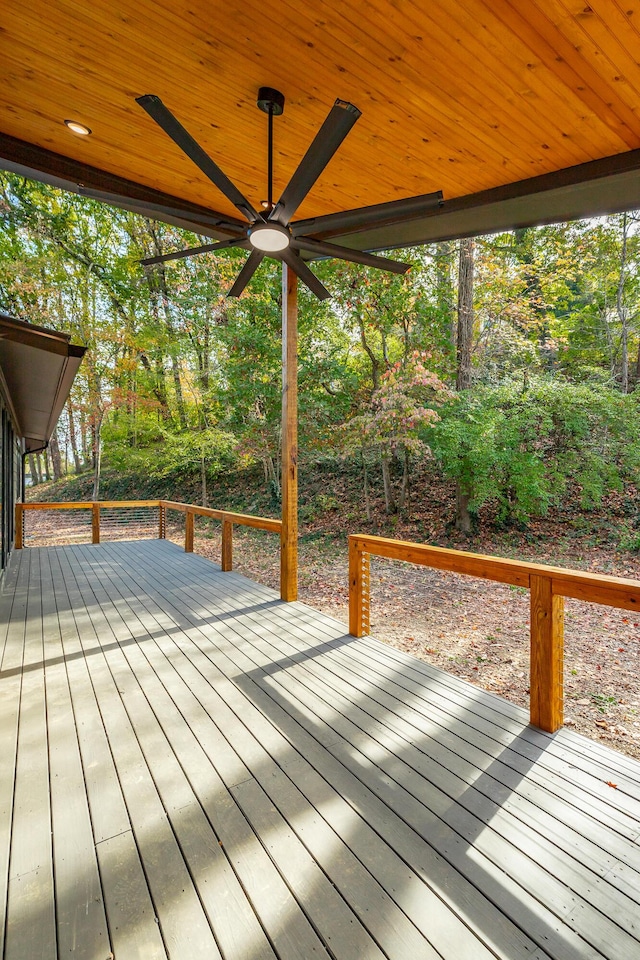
[16,500,282,589]
[349,533,640,734]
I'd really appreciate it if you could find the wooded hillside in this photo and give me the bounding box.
[2,172,639,543]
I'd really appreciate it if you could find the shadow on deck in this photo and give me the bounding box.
[1,540,639,960]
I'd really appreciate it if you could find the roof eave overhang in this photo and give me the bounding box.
[321,148,640,253]
[0,314,87,453]
[0,132,244,241]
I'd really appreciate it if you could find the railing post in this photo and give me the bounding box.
[15,503,23,550]
[92,502,100,544]
[158,503,166,540]
[530,574,564,733]
[349,537,370,637]
[221,517,233,572]
[280,264,298,601]
[185,509,194,553]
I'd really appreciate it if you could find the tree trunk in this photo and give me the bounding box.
[456,238,475,391]
[362,451,372,522]
[138,351,172,421]
[455,238,475,532]
[49,429,63,481]
[171,354,188,429]
[28,453,40,486]
[67,399,82,472]
[381,455,396,514]
[92,438,102,501]
[455,481,473,535]
[263,454,280,499]
[91,412,103,500]
[398,448,410,512]
[200,456,208,507]
[42,450,51,482]
[620,324,629,393]
[616,212,629,393]
[435,240,456,362]
[79,408,91,469]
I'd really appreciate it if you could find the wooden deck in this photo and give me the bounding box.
[1,541,640,960]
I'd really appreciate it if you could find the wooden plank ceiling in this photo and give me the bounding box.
[2,0,640,246]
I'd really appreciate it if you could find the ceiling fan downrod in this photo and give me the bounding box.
[257,87,285,215]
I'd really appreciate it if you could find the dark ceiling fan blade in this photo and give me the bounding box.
[292,190,444,239]
[270,99,361,225]
[227,250,265,298]
[136,95,260,223]
[140,237,249,266]
[280,248,331,301]
[292,236,410,274]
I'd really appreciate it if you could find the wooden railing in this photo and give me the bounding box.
[349,533,640,734]
[160,500,281,572]
[16,499,282,583]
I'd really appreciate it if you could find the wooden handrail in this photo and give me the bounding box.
[348,533,640,734]
[160,500,282,533]
[16,499,282,589]
[19,499,162,510]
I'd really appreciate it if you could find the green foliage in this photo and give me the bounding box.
[343,351,450,455]
[2,171,640,534]
[430,377,640,526]
[151,426,237,477]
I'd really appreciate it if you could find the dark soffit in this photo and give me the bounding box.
[301,148,640,253]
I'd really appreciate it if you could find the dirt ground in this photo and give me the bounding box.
[22,507,640,762]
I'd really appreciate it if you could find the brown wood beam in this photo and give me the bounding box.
[221,517,233,572]
[185,510,194,553]
[91,502,100,544]
[280,264,298,602]
[530,575,564,733]
[14,503,23,550]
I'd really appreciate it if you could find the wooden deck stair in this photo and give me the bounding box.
[1,540,639,959]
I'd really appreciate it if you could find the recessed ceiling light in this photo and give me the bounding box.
[64,119,92,136]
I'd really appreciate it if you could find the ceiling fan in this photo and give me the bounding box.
[137,87,443,300]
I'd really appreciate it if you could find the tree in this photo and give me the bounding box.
[455,237,476,532]
[343,352,450,513]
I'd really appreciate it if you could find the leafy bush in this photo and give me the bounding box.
[429,377,640,526]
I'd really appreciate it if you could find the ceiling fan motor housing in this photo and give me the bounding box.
[257,87,285,116]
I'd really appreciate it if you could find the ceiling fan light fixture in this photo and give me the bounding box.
[248,221,291,252]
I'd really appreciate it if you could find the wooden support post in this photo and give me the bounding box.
[15,503,23,550]
[185,510,194,553]
[530,574,564,733]
[281,264,298,601]
[158,503,166,539]
[349,538,370,637]
[221,517,233,572]
[92,502,100,544]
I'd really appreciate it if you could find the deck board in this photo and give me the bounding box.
[40,549,110,960]
[5,550,57,960]
[1,540,640,960]
[0,552,28,957]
